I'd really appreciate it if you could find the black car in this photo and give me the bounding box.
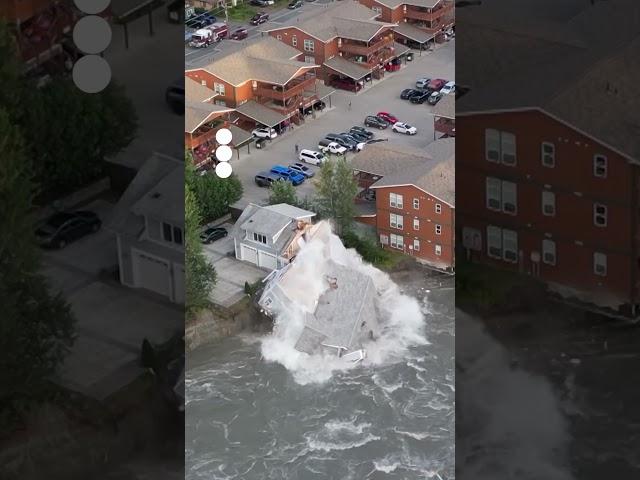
[250,0,270,5]
[401,88,420,99]
[200,227,228,244]
[343,131,368,142]
[350,126,374,139]
[410,92,431,104]
[288,0,303,8]
[313,100,326,111]
[250,12,269,25]
[35,211,101,249]
[165,78,184,114]
[326,133,357,150]
[364,115,388,129]
[186,13,216,29]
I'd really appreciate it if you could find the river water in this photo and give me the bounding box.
[186,269,454,480]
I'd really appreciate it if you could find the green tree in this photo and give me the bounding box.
[0,21,23,115]
[314,157,358,235]
[0,109,75,429]
[268,179,298,205]
[185,182,216,315]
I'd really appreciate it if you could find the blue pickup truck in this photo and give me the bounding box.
[270,165,305,186]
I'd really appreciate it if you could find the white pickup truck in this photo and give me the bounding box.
[318,141,347,155]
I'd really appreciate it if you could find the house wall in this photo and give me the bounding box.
[147,217,162,242]
[355,0,399,22]
[269,27,327,66]
[374,185,455,269]
[457,109,639,310]
[185,70,241,107]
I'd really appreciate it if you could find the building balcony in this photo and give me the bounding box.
[339,34,394,58]
[254,74,317,102]
[186,120,225,150]
[404,2,454,22]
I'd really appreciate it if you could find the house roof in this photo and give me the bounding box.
[187,37,317,86]
[264,203,316,220]
[392,41,412,57]
[393,22,435,43]
[324,55,371,80]
[311,80,336,100]
[373,0,441,9]
[240,207,292,239]
[185,76,216,103]
[351,143,429,176]
[185,102,233,133]
[132,164,184,227]
[433,94,454,119]
[235,100,287,128]
[227,124,253,147]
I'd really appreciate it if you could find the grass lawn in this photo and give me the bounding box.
[227,4,257,22]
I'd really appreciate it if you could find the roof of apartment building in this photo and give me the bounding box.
[393,22,435,43]
[264,1,394,42]
[372,0,442,10]
[456,0,640,161]
[185,76,216,103]
[433,94,455,119]
[185,102,233,133]
[324,55,372,79]
[186,36,318,86]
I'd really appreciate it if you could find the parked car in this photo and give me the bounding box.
[410,91,431,104]
[35,211,101,249]
[377,112,398,124]
[230,27,248,40]
[427,91,443,105]
[427,78,447,90]
[200,227,228,244]
[288,163,315,178]
[299,149,326,165]
[401,88,420,99]
[252,127,277,139]
[440,80,456,95]
[186,13,216,29]
[250,12,269,25]
[313,100,326,110]
[255,171,281,187]
[343,130,368,143]
[165,78,184,114]
[288,0,303,8]
[250,0,274,6]
[350,126,374,139]
[331,78,362,92]
[270,165,305,185]
[326,133,357,150]
[392,122,417,135]
[415,77,430,89]
[318,140,347,155]
[364,115,388,129]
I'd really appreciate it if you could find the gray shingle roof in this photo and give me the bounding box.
[227,124,253,147]
[433,94,454,119]
[264,204,316,220]
[235,100,287,128]
[240,208,292,239]
[185,76,216,103]
[393,22,435,43]
[374,0,440,9]
[351,143,428,176]
[324,56,371,80]
[185,102,233,133]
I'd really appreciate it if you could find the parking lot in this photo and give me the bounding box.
[227,40,455,208]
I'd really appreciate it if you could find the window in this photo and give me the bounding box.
[162,222,183,245]
[173,226,183,245]
[541,142,555,167]
[162,222,172,242]
[501,132,516,165]
[276,34,282,40]
[485,129,516,165]
[594,155,607,178]
[372,6,382,14]
[501,181,517,214]
[594,252,607,276]
[390,233,404,250]
[486,177,501,211]
[594,203,607,227]
[542,239,556,265]
[435,224,442,235]
[303,39,314,52]
[253,232,267,244]
[304,55,314,63]
[413,198,420,209]
[487,226,502,259]
[542,191,556,216]
[414,239,421,251]
[390,213,403,230]
[502,229,518,263]
[390,193,403,209]
[292,35,297,47]
[435,203,442,214]
[213,82,225,95]
[214,99,226,106]
[485,129,500,162]
[435,244,441,256]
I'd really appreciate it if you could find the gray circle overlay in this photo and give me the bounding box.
[73,55,111,93]
[74,0,111,14]
[73,16,112,54]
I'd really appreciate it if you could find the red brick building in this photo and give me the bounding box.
[264,1,410,89]
[352,140,455,269]
[456,5,640,315]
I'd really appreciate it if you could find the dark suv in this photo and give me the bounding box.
[325,133,357,150]
[364,115,388,129]
[250,12,269,25]
[35,211,102,249]
[255,171,280,187]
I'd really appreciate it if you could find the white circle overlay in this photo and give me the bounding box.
[216,128,233,145]
[215,145,232,162]
[215,162,233,178]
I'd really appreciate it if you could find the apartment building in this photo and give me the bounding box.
[264,1,410,89]
[456,3,640,315]
[352,140,455,269]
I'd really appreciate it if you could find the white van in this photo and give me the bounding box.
[299,149,326,166]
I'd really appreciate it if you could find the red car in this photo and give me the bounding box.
[427,78,447,90]
[230,27,248,40]
[377,112,398,124]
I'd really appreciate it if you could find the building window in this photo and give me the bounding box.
[593,203,607,227]
[485,129,500,162]
[414,239,421,251]
[390,193,403,209]
[372,6,382,14]
[214,99,226,106]
[390,213,403,230]
[162,222,183,245]
[162,222,172,242]
[594,252,607,276]
[213,82,225,95]
[486,177,501,211]
[413,198,419,209]
[390,233,404,250]
[541,142,555,167]
[253,232,267,244]
[435,224,442,235]
[292,35,297,47]
[485,129,516,165]
[501,132,516,165]
[435,203,442,214]
[542,239,556,265]
[501,181,517,215]
[303,39,314,52]
[594,155,607,178]
[413,218,420,230]
[542,191,556,216]
[502,229,518,263]
[173,226,183,245]
[487,226,502,259]
[277,34,282,40]
[304,55,314,63]
[435,244,441,256]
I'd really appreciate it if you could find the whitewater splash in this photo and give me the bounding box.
[259,221,426,384]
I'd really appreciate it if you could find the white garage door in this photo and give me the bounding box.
[241,245,258,265]
[173,264,185,304]
[258,251,278,271]
[133,251,171,298]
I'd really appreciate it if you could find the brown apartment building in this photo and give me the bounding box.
[185,37,334,132]
[456,3,640,316]
[263,1,411,90]
[352,140,455,270]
